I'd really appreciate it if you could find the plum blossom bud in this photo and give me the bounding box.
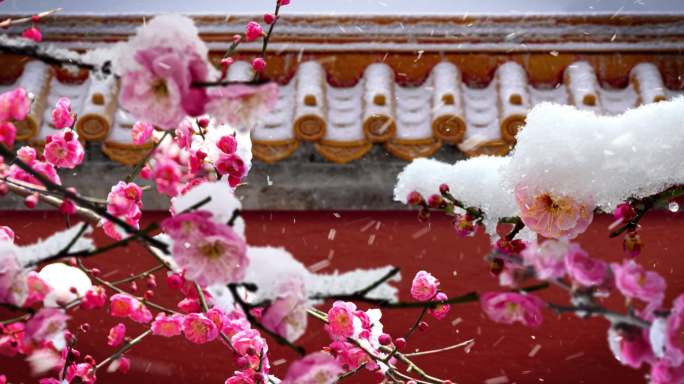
[427,194,444,208]
[394,337,406,349]
[378,333,392,346]
[217,135,238,154]
[107,323,126,347]
[614,203,635,221]
[251,57,266,73]
[24,193,39,208]
[418,321,429,331]
[429,292,451,320]
[245,21,264,42]
[279,0,291,5]
[439,183,450,194]
[264,13,276,24]
[197,117,210,128]
[166,273,184,290]
[410,271,439,301]
[22,26,42,42]
[406,191,423,206]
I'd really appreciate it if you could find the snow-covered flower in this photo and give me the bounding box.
[515,185,593,239]
[262,276,308,342]
[611,260,666,304]
[564,244,608,287]
[151,313,184,337]
[410,271,439,302]
[24,308,69,347]
[282,352,344,384]
[205,83,278,132]
[43,129,84,169]
[162,211,248,286]
[117,16,210,129]
[480,292,545,327]
[50,97,75,129]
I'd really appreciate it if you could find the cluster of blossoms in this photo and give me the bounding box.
[0,89,84,212]
[102,182,143,240]
[137,119,252,198]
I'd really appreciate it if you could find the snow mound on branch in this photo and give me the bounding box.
[395,97,684,238]
[503,98,684,211]
[16,224,94,267]
[209,246,400,312]
[394,156,518,238]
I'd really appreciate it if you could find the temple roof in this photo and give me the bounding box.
[0,7,683,209]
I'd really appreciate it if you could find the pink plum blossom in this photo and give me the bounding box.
[217,135,238,154]
[607,327,655,369]
[328,340,370,371]
[515,185,593,239]
[262,277,308,342]
[282,352,344,384]
[182,313,218,344]
[0,122,16,147]
[119,46,208,129]
[0,88,30,122]
[23,271,51,307]
[175,118,194,149]
[131,121,154,144]
[205,83,278,131]
[429,292,451,320]
[152,158,181,197]
[0,322,26,357]
[225,371,256,384]
[24,308,69,343]
[151,313,184,337]
[564,245,608,287]
[0,226,14,243]
[326,301,357,340]
[663,295,684,366]
[130,302,153,324]
[410,271,439,302]
[50,97,75,129]
[106,181,143,217]
[162,211,248,286]
[650,359,684,384]
[81,286,107,310]
[66,362,96,384]
[16,146,36,164]
[612,260,666,304]
[480,292,545,327]
[109,293,138,318]
[43,129,84,169]
[522,239,570,280]
[231,328,269,371]
[215,153,247,187]
[251,57,266,73]
[107,323,126,347]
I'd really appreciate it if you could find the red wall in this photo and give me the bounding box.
[1,210,683,383]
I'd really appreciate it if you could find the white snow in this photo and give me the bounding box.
[397,97,684,237]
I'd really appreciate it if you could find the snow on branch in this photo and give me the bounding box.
[396,97,684,238]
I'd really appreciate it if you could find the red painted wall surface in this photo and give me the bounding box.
[1,210,683,383]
